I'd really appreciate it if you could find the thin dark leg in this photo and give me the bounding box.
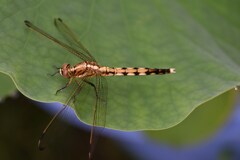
[83,80,98,98]
[47,70,59,77]
[47,65,60,76]
[74,80,85,102]
[55,78,73,95]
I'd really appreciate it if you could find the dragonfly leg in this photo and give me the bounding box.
[48,70,59,77]
[47,65,60,76]
[84,80,98,98]
[71,85,79,104]
[55,78,73,95]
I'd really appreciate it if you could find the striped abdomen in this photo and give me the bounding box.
[99,67,176,76]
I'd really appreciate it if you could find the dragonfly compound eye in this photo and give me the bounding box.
[61,63,70,78]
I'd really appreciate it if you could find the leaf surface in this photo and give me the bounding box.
[0,0,239,130]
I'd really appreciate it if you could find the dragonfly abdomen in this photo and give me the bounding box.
[100,67,176,76]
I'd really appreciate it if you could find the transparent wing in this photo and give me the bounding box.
[96,76,107,129]
[72,76,107,159]
[54,18,96,62]
[38,77,86,150]
[90,76,107,159]
[24,20,91,62]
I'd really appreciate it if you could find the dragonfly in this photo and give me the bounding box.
[24,18,176,159]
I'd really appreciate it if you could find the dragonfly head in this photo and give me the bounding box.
[60,63,71,78]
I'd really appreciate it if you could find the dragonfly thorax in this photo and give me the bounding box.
[60,62,101,79]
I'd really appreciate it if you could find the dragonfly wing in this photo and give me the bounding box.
[91,76,107,159]
[54,18,96,62]
[25,20,90,62]
[71,76,107,159]
[93,76,107,128]
[38,78,86,150]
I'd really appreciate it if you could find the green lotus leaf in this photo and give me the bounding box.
[0,0,239,130]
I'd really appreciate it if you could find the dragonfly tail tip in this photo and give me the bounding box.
[170,68,176,73]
